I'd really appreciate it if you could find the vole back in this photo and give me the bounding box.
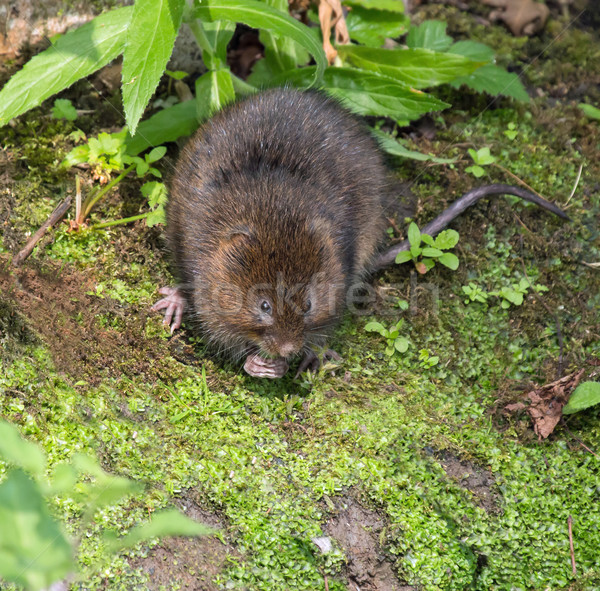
[165,88,389,374]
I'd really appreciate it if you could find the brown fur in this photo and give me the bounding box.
[167,88,389,361]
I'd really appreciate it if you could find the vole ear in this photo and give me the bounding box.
[222,225,256,247]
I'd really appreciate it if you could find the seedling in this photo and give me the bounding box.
[418,348,439,369]
[365,319,410,356]
[462,278,548,308]
[466,146,496,178]
[395,222,460,274]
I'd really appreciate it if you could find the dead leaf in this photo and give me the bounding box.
[318,0,350,64]
[482,0,550,36]
[505,370,586,439]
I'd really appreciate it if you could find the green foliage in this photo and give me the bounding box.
[563,382,600,415]
[466,146,497,178]
[462,278,548,309]
[51,98,78,121]
[579,103,600,120]
[365,319,410,356]
[0,420,212,591]
[395,222,460,273]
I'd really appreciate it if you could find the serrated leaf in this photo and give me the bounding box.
[0,6,133,126]
[395,251,413,264]
[273,67,449,123]
[195,68,235,122]
[434,229,459,249]
[421,233,435,246]
[125,99,198,155]
[346,6,409,47]
[0,469,73,590]
[451,63,530,102]
[0,421,46,476]
[407,222,421,248]
[371,129,456,163]
[195,0,326,85]
[422,247,443,258]
[563,382,600,415]
[406,20,453,52]
[337,45,485,89]
[438,252,459,270]
[122,0,184,135]
[579,103,600,120]
[344,0,405,12]
[448,40,494,62]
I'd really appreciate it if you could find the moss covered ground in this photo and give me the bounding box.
[1,3,599,590]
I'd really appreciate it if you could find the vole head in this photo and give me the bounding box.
[194,216,346,360]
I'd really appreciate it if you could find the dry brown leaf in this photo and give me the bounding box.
[482,0,550,36]
[505,370,586,439]
[318,0,350,64]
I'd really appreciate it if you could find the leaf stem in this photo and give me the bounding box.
[82,163,135,219]
[92,213,148,230]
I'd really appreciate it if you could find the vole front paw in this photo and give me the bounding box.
[244,354,289,379]
[295,349,342,378]
[152,286,186,333]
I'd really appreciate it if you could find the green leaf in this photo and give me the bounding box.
[0,6,133,126]
[344,0,405,13]
[371,130,456,163]
[0,421,46,476]
[451,64,530,102]
[434,229,459,249]
[52,98,78,121]
[203,20,236,69]
[337,45,485,89]
[105,509,214,552]
[407,222,421,248]
[579,103,600,120]
[146,146,167,163]
[122,0,185,135]
[448,40,494,62]
[195,68,236,122]
[274,67,450,123]
[470,146,496,165]
[394,337,409,353]
[563,382,600,415]
[194,0,326,85]
[365,321,385,334]
[422,247,443,258]
[421,234,435,246]
[165,69,188,80]
[125,99,198,155]
[346,6,409,47]
[438,252,459,270]
[466,164,485,178]
[395,251,413,264]
[0,469,73,591]
[406,21,453,52]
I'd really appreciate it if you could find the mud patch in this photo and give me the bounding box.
[437,451,500,515]
[129,499,238,590]
[0,258,176,383]
[323,496,414,591]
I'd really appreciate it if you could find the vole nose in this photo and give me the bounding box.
[278,341,299,357]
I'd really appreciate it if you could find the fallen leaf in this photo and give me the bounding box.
[482,0,550,36]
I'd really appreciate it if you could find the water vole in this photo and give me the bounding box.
[153,88,567,378]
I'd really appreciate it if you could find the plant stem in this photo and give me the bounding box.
[92,213,148,230]
[187,18,213,56]
[231,74,258,96]
[82,163,135,219]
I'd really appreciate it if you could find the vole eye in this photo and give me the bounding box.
[260,300,272,315]
[305,299,312,313]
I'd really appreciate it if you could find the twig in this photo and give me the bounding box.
[324,574,329,591]
[492,162,546,200]
[568,515,576,576]
[12,195,72,266]
[561,421,598,457]
[564,163,583,207]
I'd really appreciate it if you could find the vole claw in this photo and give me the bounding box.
[152,286,186,333]
[295,349,342,378]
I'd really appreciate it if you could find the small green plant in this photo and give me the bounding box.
[395,222,460,274]
[365,319,410,356]
[462,278,548,308]
[418,349,439,369]
[579,103,600,121]
[64,130,168,228]
[0,421,212,591]
[563,381,600,415]
[51,98,78,121]
[503,122,518,140]
[465,146,496,178]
